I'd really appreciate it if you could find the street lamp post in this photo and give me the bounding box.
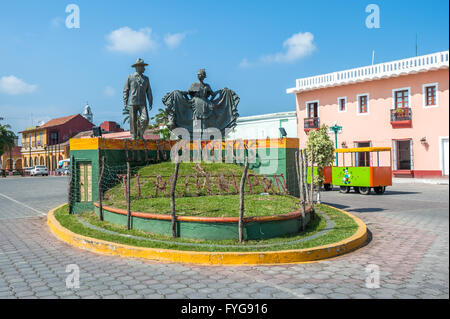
[329,123,342,165]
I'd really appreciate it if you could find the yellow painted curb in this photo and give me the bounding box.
[47,203,368,266]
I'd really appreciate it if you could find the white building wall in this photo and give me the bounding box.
[227,111,297,140]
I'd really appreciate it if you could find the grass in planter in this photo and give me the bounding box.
[102,161,285,213]
[103,194,301,218]
[54,204,360,252]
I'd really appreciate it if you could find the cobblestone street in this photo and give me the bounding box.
[0,176,448,299]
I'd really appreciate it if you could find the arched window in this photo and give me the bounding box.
[15,159,22,170]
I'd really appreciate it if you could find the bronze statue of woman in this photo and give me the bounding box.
[180,69,219,121]
[162,69,239,138]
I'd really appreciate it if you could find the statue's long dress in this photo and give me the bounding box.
[162,82,239,137]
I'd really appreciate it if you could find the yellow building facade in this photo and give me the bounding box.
[20,126,68,170]
[19,113,95,171]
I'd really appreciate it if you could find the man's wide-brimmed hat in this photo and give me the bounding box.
[132,58,148,67]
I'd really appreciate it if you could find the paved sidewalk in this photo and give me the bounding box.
[0,178,448,299]
[393,177,449,185]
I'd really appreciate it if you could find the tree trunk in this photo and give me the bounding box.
[317,183,321,204]
[299,150,306,231]
[304,152,310,204]
[238,157,249,243]
[310,151,315,213]
[126,161,131,230]
[170,161,180,238]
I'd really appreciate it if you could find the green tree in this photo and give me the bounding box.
[148,108,171,140]
[122,106,130,125]
[0,123,16,158]
[306,124,335,201]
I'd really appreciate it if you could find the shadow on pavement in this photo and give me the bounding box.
[349,207,385,213]
[323,188,420,196]
[382,190,420,195]
[322,202,386,214]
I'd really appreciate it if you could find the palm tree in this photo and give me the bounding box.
[148,108,171,140]
[0,123,16,170]
[122,106,130,124]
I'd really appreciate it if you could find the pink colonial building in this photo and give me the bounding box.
[287,50,449,179]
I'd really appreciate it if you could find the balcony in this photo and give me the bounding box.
[390,108,412,128]
[304,117,320,132]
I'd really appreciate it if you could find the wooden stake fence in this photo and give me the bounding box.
[126,161,131,230]
[238,156,249,243]
[170,161,180,238]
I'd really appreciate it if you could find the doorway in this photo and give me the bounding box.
[442,138,449,176]
[78,162,92,202]
[394,140,412,170]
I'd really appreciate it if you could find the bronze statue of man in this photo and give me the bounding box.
[123,58,153,140]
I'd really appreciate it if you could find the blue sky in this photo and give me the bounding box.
[0,0,448,136]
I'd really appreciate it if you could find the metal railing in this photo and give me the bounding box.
[304,117,320,129]
[288,51,449,93]
[390,108,412,122]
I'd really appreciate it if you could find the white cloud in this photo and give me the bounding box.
[240,32,316,67]
[106,27,158,54]
[261,32,316,63]
[0,76,37,95]
[164,32,188,49]
[50,17,64,28]
[104,86,115,97]
[239,58,251,68]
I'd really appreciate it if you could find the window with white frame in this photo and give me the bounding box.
[423,83,438,108]
[357,94,369,114]
[393,88,410,109]
[306,101,319,118]
[338,97,347,112]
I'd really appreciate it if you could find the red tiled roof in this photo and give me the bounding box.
[11,146,21,157]
[38,114,80,129]
[102,130,161,140]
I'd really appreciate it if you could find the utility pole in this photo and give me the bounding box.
[415,33,418,56]
[329,123,343,165]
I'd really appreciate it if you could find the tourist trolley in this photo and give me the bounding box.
[322,147,392,195]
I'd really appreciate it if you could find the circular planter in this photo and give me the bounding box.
[93,202,311,241]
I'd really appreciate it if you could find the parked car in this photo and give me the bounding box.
[30,165,49,176]
[24,167,33,176]
[55,167,70,175]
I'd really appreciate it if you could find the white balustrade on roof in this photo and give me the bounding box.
[287,51,449,94]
